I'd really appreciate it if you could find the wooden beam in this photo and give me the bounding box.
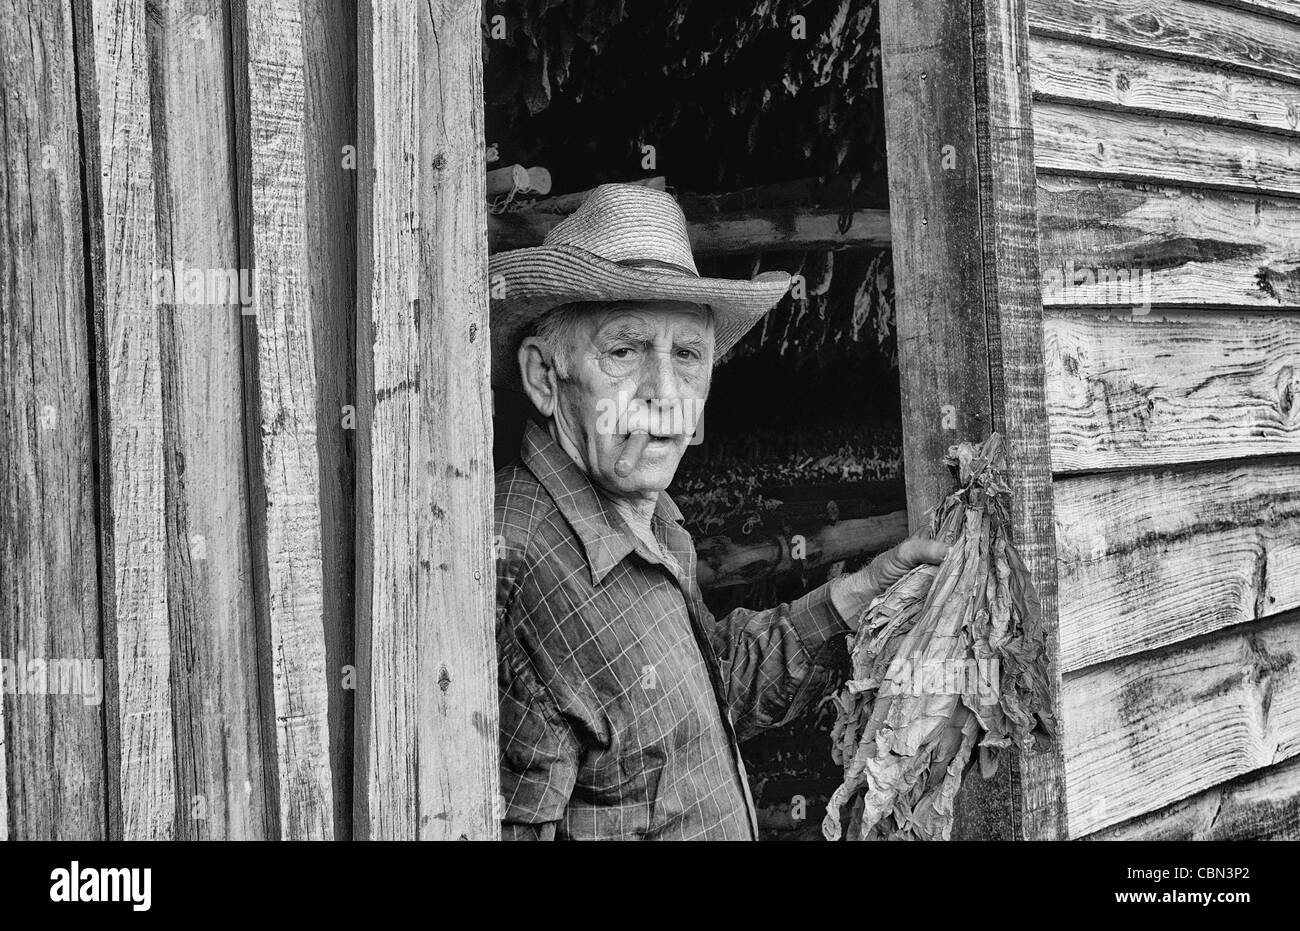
[880,0,1063,841]
[1054,457,1300,672]
[1046,311,1300,472]
[1030,34,1300,136]
[0,0,107,840]
[1037,175,1300,309]
[1086,749,1300,839]
[695,511,908,591]
[1028,0,1300,86]
[234,0,342,841]
[151,0,270,839]
[1062,611,1300,835]
[77,0,175,840]
[355,0,499,840]
[489,205,891,255]
[972,0,1070,842]
[1034,101,1300,198]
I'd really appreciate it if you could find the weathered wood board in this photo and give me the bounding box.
[1037,176,1300,309]
[237,0,338,841]
[1030,34,1300,136]
[355,0,499,840]
[490,206,892,255]
[1063,612,1300,836]
[81,0,175,839]
[1087,745,1300,839]
[1045,311,1300,471]
[1034,101,1300,198]
[1028,0,1300,85]
[971,0,1069,841]
[151,0,270,839]
[0,0,107,840]
[1054,459,1300,672]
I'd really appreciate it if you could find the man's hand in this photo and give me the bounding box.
[829,529,951,628]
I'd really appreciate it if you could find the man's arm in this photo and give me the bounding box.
[703,534,949,743]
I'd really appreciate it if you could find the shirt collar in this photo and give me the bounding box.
[521,420,688,586]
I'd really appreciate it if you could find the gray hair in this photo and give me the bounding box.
[527,301,714,378]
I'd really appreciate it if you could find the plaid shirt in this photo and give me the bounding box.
[495,421,848,840]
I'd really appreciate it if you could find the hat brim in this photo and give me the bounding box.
[489,244,790,389]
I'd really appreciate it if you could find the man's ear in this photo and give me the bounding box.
[518,336,558,418]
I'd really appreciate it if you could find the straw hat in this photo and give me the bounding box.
[489,183,791,388]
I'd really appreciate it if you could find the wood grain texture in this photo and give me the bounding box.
[1054,459,1300,672]
[1030,34,1300,136]
[1037,175,1300,309]
[355,0,499,840]
[1034,101,1300,197]
[1028,0,1300,85]
[237,0,337,841]
[1063,612,1300,835]
[1046,311,1300,471]
[1201,0,1300,27]
[81,0,175,840]
[972,0,1070,841]
[150,0,270,839]
[879,0,994,534]
[489,206,892,255]
[1087,748,1300,839]
[0,0,108,840]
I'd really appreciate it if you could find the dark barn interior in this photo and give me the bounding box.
[485,0,903,838]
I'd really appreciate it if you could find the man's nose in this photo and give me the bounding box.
[636,346,680,400]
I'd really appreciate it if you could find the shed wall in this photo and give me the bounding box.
[1028,0,1300,838]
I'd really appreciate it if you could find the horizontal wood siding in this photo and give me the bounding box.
[1054,458,1300,672]
[1063,612,1300,835]
[1031,0,1300,837]
[1045,311,1300,471]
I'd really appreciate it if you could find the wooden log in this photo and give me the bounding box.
[521,176,666,215]
[1054,458,1300,672]
[0,0,107,840]
[1037,175,1300,308]
[78,0,174,840]
[1028,0,1300,86]
[1045,311,1300,472]
[695,511,908,591]
[234,0,341,841]
[1034,101,1300,198]
[1030,34,1300,136]
[1062,612,1300,836]
[151,0,270,839]
[355,0,498,840]
[971,0,1069,842]
[1086,749,1300,839]
[489,205,891,255]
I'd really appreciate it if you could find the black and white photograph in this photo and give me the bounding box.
[0,0,1295,909]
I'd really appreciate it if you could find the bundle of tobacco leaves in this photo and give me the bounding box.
[822,433,1056,841]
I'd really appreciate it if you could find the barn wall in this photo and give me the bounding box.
[1,0,498,841]
[1027,0,1300,838]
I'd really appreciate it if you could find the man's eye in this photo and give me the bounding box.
[609,346,635,360]
[676,348,701,361]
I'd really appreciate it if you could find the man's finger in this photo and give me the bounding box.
[910,539,950,566]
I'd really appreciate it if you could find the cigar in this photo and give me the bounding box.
[615,432,650,478]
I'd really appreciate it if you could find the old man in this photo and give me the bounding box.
[491,183,947,840]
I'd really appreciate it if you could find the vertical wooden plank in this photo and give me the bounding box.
[233,0,343,840]
[878,0,1013,840]
[355,0,499,840]
[78,0,176,841]
[971,0,1069,840]
[149,0,270,839]
[0,0,108,839]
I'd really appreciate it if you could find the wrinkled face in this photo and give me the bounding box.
[530,301,713,499]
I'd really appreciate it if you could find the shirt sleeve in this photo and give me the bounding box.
[701,580,851,743]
